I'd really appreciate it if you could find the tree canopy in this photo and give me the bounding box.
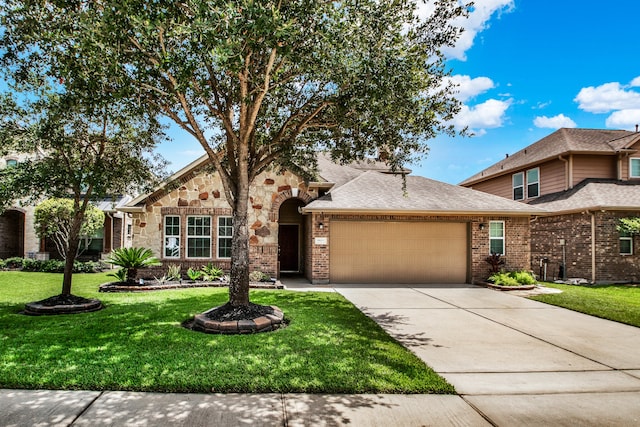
[1,0,470,308]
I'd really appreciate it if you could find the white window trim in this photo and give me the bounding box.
[526,167,540,199]
[164,215,181,259]
[217,216,233,259]
[620,233,633,256]
[512,172,524,201]
[186,215,212,259]
[630,158,640,178]
[489,220,505,255]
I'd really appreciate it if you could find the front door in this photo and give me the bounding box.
[279,224,300,272]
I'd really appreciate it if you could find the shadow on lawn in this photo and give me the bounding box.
[0,290,450,393]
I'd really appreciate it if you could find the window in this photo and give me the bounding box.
[527,168,539,198]
[512,172,524,200]
[5,159,17,168]
[489,221,505,255]
[164,216,180,258]
[79,228,104,254]
[620,231,633,255]
[187,216,211,258]
[218,216,233,259]
[630,158,640,178]
[126,224,133,238]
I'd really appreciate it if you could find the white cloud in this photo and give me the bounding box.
[445,75,495,102]
[452,98,511,134]
[605,109,640,129]
[533,114,577,129]
[416,0,515,61]
[630,76,640,87]
[574,80,640,113]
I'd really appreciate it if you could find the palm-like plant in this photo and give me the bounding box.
[106,247,161,283]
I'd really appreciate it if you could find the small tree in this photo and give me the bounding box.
[35,198,105,261]
[0,91,166,300]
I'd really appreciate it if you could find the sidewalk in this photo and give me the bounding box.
[2,281,640,426]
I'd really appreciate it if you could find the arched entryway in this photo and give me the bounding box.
[278,198,306,274]
[0,209,25,258]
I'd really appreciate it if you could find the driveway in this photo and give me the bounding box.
[335,284,640,426]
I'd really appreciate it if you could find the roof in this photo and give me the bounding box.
[303,170,546,215]
[94,195,133,212]
[460,128,640,186]
[528,179,640,214]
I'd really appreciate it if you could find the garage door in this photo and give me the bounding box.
[330,221,468,284]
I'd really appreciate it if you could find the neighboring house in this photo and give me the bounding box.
[0,153,133,260]
[120,153,542,284]
[460,128,640,283]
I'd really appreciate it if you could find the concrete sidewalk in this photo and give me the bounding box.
[2,283,640,426]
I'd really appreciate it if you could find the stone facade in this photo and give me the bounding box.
[130,166,317,278]
[532,211,640,283]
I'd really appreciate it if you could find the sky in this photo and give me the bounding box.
[157,0,640,184]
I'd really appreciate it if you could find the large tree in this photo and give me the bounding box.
[1,0,468,311]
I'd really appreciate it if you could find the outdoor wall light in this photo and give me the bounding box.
[479,223,486,230]
[318,222,324,230]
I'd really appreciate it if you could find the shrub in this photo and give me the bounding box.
[186,267,202,281]
[107,268,128,283]
[0,259,5,270]
[485,253,505,274]
[106,247,161,283]
[249,270,270,282]
[489,270,536,286]
[4,257,25,269]
[201,263,223,281]
[167,264,181,281]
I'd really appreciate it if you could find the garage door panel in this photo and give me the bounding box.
[330,221,468,284]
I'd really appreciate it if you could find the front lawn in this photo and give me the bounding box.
[0,272,453,394]
[530,283,640,327]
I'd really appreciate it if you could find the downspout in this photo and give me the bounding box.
[558,155,569,190]
[590,211,596,283]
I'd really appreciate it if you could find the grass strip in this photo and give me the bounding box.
[530,283,640,328]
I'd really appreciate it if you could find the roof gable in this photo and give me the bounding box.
[461,128,640,186]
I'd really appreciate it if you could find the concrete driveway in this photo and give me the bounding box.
[335,283,640,426]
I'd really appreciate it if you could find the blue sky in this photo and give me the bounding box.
[158,0,640,184]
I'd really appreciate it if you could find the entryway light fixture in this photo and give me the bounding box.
[479,223,486,230]
[318,222,324,230]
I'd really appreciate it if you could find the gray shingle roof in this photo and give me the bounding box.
[304,170,546,215]
[528,179,640,213]
[460,128,640,186]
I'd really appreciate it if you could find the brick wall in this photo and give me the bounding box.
[531,211,640,283]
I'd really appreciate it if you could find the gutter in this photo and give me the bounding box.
[300,207,545,216]
[116,206,146,213]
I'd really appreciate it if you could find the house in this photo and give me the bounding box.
[0,154,133,260]
[460,128,640,283]
[119,153,543,284]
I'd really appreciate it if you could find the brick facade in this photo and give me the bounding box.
[532,211,640,283]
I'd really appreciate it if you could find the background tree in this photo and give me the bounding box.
[34,198,105,261]
[1,0,469,314]
[0,90,167,300]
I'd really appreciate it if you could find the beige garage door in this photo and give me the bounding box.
[330,221,468,284]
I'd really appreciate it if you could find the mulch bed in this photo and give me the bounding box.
[184,303,286,335]
[99,280,284,292]
[476,281,536,291]
[23,294,104,315]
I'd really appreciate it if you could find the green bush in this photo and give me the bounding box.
[201,263,223,281]
[4,257,25,269]
[0,258,105,273]
[488,270,536,287]
[249,270,270,282]
[186,267,202,281]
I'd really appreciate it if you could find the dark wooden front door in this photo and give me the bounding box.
[279,224,299,272]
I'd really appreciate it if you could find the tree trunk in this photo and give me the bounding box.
[61,211,84,295]
[228,177,251,307]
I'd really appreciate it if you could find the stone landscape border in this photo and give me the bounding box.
[191,305,285,334]
[99,280,284,292]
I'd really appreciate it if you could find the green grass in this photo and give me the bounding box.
[0,272,453,394]
[530,283,640,327]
